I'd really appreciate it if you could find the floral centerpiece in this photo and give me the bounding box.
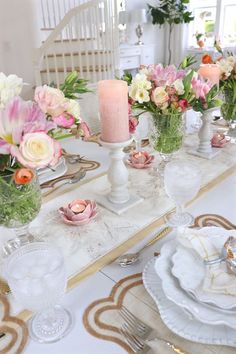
[123,63,221,158]
[0,71,90,234]
[201,49,236,121]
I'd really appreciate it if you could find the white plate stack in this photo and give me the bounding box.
[142,227,236,347]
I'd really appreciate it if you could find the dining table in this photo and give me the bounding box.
[1,125,236,354]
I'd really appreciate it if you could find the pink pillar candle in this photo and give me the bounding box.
[98,80,130,143]
[198,64,221,86]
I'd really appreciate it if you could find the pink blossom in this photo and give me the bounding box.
[129,116,139,134]
[148,64,185,87]
[53,113,75,128]
[178,99,189,111]
[34,85,67,117]
[191,76,211,99]
[80,121,91,140]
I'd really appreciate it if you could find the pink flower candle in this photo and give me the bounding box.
[198,64,221,86]
[98,80,129,143]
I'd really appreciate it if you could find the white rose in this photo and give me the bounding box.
[66,99,81,121]
[173,79,184,95]
[151,87,169,107]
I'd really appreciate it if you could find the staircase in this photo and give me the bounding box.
[34,0,119,87]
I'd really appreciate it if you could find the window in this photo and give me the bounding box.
[188,0,236,48]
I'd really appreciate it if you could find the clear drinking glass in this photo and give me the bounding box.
[3,242,73,343]
[164,160,201,227]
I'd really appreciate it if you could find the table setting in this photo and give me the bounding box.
[1,49,236,354]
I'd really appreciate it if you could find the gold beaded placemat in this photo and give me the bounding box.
[83,214,236,354]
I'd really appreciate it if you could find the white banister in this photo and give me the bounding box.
[34,0,119,87]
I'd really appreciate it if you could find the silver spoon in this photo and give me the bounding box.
[43,169,86,197]
[117,226,171,267]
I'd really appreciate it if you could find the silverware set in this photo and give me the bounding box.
[119,306,187,354]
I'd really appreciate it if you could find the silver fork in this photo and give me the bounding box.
[120,326,151,353]
[119,306,187,354]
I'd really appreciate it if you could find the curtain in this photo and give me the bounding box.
[164,22,189,66]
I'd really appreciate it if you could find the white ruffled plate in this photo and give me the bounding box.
[172,227,236,310]
[154,240,236,329]
[38,157,67,185]
[143,258,236,347]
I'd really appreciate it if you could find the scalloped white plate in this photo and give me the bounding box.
[154,240,236,329]
[143,258,236,347]
[172,227,236,310]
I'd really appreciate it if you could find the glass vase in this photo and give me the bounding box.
[149,112,184,163]
[221,90,236,141]
[0,170,42,253]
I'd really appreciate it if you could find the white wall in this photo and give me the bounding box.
[125,0,165,64]
[0,0,41,99]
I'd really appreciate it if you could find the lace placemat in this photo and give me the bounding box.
[83,214,236,354]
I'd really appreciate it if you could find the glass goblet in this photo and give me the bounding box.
[164,160,201,227]
[3,242,73,343]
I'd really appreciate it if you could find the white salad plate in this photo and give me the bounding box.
[143,258,236,347]
[154,240,236,329]
[38,157,67,185]
[172,227,236,311]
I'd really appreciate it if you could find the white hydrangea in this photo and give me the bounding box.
[0,73,23,108]
[173,78,185,95]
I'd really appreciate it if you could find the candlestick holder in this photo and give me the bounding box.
[188,108,221,159]
[96,138,143,215]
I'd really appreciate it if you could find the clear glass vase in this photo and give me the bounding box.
[221,90,236,141]
[0,170,42,253]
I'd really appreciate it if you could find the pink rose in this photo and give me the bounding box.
[34,85,67,117]
[53,113,75,128]
[11,132,61,169]
[129,116,139,134]
[151,87,169,108]
[178,99,189,111]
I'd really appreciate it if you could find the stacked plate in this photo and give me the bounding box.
[142,226,236,347]
[37,157,67,185]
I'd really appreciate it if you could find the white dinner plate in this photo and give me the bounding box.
[143,258,236,347]
[38,157,67,185]
[172,227,236,310]
[154,240,236,329]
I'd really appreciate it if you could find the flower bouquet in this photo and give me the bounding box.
[123,64,221,160]
[0,71,90,238]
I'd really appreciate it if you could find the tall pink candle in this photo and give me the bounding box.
[198,64,221,86]
[98,80,129,143]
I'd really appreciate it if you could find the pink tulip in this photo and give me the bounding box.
[129,116,139,134]
[79,121,91,140]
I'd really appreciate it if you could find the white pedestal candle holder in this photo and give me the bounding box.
[189,108,220,159]
[96,138,143,215]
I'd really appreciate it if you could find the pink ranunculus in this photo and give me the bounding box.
[129,116,139,134]
[79,121,91,140]
[178,99,189,111]
[53,113,75,128]
[11,132,61,169]
[191,76,211,99]
[34,85,67,117]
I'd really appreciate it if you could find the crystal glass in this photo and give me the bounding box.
[3,242,72,343]
[149,112,184,163]
[0,170,41,253]
[164,160,201,227]
[221,90,236,142]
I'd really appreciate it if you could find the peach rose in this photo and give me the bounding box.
[151,87,169,108]
[11,132,61,169]
[34,85,67,117]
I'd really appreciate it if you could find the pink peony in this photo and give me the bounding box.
[34,85,67,117]
[53,113,75,128]
[191,76,211,99]
[178,99,189,111]
[11,132,61,169]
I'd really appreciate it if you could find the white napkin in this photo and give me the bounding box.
[178,227,236,296]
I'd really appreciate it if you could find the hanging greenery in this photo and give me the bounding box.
[148,0,194,65]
